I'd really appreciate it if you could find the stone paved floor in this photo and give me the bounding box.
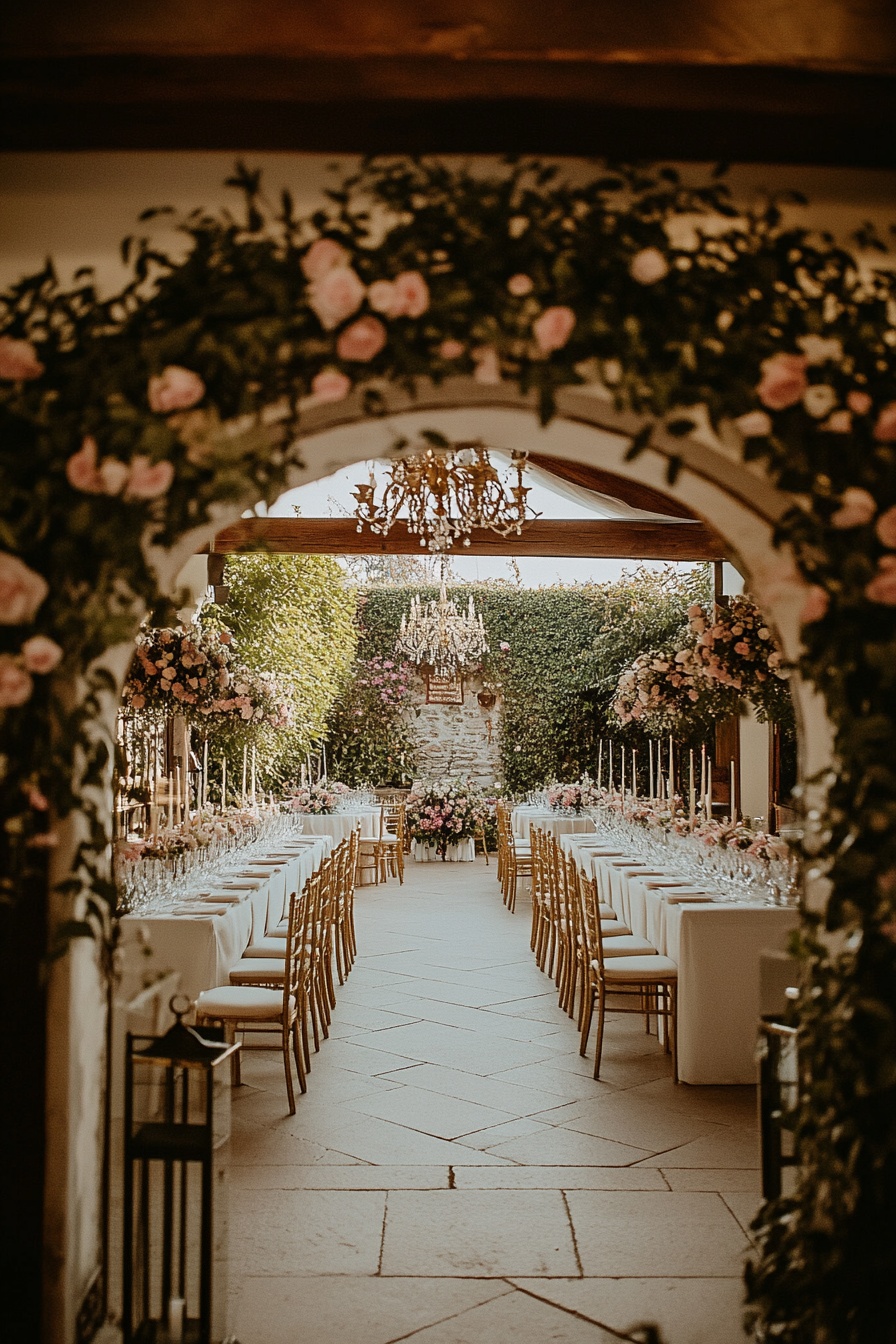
[228,857,759,1343]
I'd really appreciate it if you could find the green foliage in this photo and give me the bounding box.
[203,553,356,787]
[325,654,418,786]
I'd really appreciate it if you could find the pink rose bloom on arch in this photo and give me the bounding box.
[21,635,63,674]
[0,655,33,707]
[630,247,669,285]
[830,487,876,529]
[507,273,534,297]
[439,338,465,361]
[309,265,366,331]
[875,506,896,549]
[533,305,576,354]
[0,336,44,381]
[148,366,206,414]
[126,456,175,500]
[301,237,349,282]
[311,368,352,402]
[66,436,105,493]
[392,271,430,318]
[756,353,808,411]
[0,552,49,625]
[800,585,830,625]
[873,402,896,443]
[336,316,387,362]
[847,390,873,417]
[866,555,896,605]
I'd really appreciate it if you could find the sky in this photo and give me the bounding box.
[267,460,691,588]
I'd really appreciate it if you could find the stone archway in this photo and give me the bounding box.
[41,381,832,1340]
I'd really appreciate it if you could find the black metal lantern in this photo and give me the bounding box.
[123,997,238,1343]
[757,1012,799,1199]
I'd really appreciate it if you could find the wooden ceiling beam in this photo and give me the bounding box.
[209,516,725,560]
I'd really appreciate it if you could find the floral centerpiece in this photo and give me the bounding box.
[289,783,338,814]
[405,778,483,858]
[612,644,737,734]
[546,780,601,813]
[123,625,234,720]
[690,596,790,722]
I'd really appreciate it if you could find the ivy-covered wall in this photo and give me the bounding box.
[338,568,711,792]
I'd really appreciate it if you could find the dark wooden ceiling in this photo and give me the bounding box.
[2,1,894,161]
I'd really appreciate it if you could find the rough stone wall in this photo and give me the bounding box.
[406,674,502,785]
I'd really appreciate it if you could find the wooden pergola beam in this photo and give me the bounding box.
[209,516,725,560]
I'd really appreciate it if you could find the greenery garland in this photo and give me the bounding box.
[0,156,895,1341]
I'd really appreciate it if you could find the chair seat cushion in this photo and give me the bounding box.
[593,935,656,957]
[601,954,678,980]
[242,937,289,957]
[197,986,288,1019]
[229,958,286,984]
[600,920,633,937]
[598,904,617,920]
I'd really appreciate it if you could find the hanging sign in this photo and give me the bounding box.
[425,672,464,705]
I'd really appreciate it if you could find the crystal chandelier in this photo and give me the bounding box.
[352,437,536,553]
[395,566,489,680]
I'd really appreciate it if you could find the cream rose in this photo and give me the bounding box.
[630,248,669,285]
[308,266,366,331]
[803,385,837,419]
[301,238,349,281]
[0,553,49,625]
[735,410,773,438]
[148,366,205,414]
[21,635,63,674]
[507,273,534,297]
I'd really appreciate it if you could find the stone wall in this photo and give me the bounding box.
[407,674,502,786]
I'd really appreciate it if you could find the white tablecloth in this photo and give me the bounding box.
[589,850,798,1085]
[299,809,382,843]
[413,839,475,863]
[511,807,597,841]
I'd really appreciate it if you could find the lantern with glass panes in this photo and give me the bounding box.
[123,997,238,1344]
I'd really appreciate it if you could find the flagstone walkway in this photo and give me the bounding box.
[228,857,758,1343]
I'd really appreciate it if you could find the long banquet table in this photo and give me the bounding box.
[562,834,798,1085]
[120,835,332,1005]
[298,808,382,843]
[511,805,597,841]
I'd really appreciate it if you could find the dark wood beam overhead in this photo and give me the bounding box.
[525,454,697,520]
[209,516,726,560]
[2,1,895,161]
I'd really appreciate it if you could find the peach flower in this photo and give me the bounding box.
[65,436,104,493]
[866,555,896,605]
[630,248,669,285]
[336,316,387,362]
[0,553,49,625]
[800,585,830,624]
[148,366,205,414]
[392,271,429,318]
[735,410,773,438]
[367,280,397,314]
[311,368,352,402]
[473,347,502,384]
[847,390,873,416]
[830,487,876,529]
[533,305,576,354]
[0,655,33,707]
[873,402,896,443]
[21,635,63,674]
[126,456,175,500]
[301,238,349,282]
[99,458,131,495]
[439,339,465,360]
[820,410,852,434]
[507,273,534,297]
[757,353,809,411]
[0,336,44,381]
[875,506,896,549]
[309,265,366,330]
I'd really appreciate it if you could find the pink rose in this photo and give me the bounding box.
[735,410,773,438]
[301,238,349,282]
[533,305,576,354]
[847,390,873,416]
[336,316,387,362]
[630,248,669,285]
[0,655,33,707]
[0,336,44,381]
[392,271,430,318]
[126,456,175,499]
[21,635,63,674]
[311,368,352,402]
[439,339,465,360]
[507,273,534,297]
[148,366,205,414]
[66,436,104,493]
[473,348,502,384]
[757,353,809,411]
[734,641,750,655]
[0,552,49,625]
[873,402,896,443]
[875,506,896,549]
[830,487,876,529]
[368,280,397,314]
[800,584,829,624]
[309,265,366,330]
[820,410,852,434]
[866,555,896,605]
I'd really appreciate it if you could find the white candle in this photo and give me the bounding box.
[700,744,707,809]
[221,757,227,808]
[608,740,614,791]
[251,746,257,804]
[705,754,712,816]
[322,742,328,781]
[167,774,173,829]
[175,764,182,823]
[631,749,638,801]
[668,736,674,801]
[242,746,247,804]
[730,759,737,821]
[689,749,696,819]
[202,740,208,810]
[168,1297,185,1344]
[597,740,603,790]
[621,749,626,799]
[648,741,654,798]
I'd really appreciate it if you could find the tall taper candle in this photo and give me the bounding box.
[700,743,707,811]
[648,740,654,798]
[202,739,208,810]
[668,735,674,800]
[251,745,257,805]
[621,748,626,799]
[705,754,712,816]
[221,757,227,809]
[242,746,247,805]
[608,739,614,791]
[597,739,603,791]
[632,749,638,801]
[730,758,737,821]
[689,749,696,819]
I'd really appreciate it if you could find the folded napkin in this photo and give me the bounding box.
[171,904,229,916]
[663,891,716,904]
[220,880,262,889]
[200,892,243,904]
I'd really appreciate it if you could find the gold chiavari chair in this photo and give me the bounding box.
[529,826,553,970]
[333,827,359,982]
[578,872,678,1081]
[497,803,532,912]
[379,801,406,883]
[474,815,490,865]
[195,890,307,1113]
[561,855,655,1022]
